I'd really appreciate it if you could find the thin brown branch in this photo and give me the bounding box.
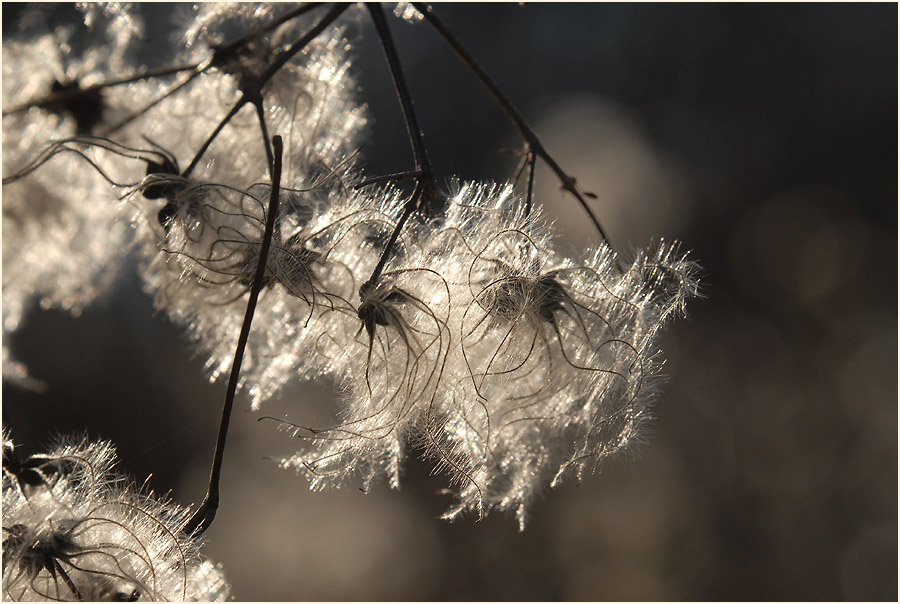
[182,135,284,538]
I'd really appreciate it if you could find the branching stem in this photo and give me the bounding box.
[1,63,201,118]
[104,4,330,138]
[182,3,348,178]
[367,3,434,186]
[411,3,613,248]
[362,3,436,289]
[210,3,325,69]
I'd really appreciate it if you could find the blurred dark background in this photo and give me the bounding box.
[3,3,897,600]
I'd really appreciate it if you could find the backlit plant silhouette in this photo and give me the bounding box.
[3,3,699,599]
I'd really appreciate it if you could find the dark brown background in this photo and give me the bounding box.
[3,3,896,600]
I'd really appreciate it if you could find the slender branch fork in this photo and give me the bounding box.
[182,3,349,179]
[360,2,436,290]
[1,4,325,122]
[1,63,200,118]
[409,2,613,249]
[101,4,323,138]
[5,3,608,248]
[182,135,284,538]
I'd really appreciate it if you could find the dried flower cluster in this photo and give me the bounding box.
[3,0,698,547]
[2,432,231,601]
[264,182,699,528]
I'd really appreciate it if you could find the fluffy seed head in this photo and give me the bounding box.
[2,433,231,602]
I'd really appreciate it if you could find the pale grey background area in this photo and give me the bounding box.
[3,3,896,600]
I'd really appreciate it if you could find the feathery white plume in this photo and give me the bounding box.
[2,432,231,601]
